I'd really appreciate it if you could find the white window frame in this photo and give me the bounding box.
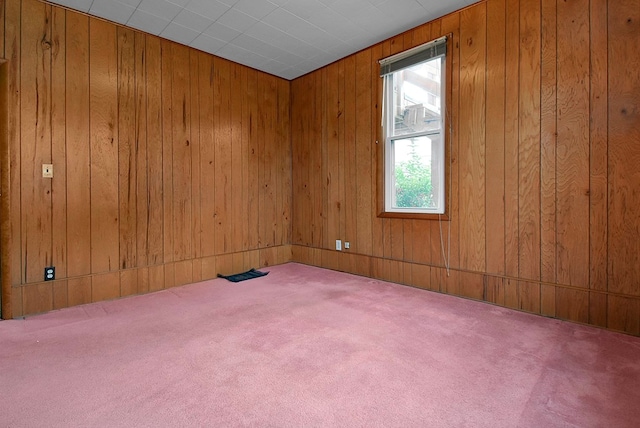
[380,37,447,216]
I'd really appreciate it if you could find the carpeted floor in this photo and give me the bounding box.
[1,263,639,427]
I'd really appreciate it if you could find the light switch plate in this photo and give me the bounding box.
[42,164,53,178]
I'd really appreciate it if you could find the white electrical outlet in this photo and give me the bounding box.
[336,239,342,251]
[344,242,350,249]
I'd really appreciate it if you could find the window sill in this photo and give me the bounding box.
[378,211,450,221]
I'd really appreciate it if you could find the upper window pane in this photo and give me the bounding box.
[391,57,442,138]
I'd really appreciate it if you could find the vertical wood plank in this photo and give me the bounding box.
[355,49,372,255]
[459,4,486,272]
[51,7,67,279]
[190,51,201,260]
[5,0,21,288]
[247,68,260,249]
[117,27,136,270]
[517,0,541,283]
[66,11,91,278]
[325,62,341,250]
[21,1,52,283]
[199,52,215,257]
[504,0,519,281]
[171,45,192,261]
[279,78,292,247]
[485,0,506,275]
[213,57,231,254]
[589,0,608,296]
[608,0,640,298]
[540,0,557,316]
[161,41,174,264]
[135,32,149,267]
[145,36,163,265]
[90,19,119,273]
[91,272,119,302]
[370,43,384,259]
[67,277,91,307]
[52,280,67,310]
[230,63,244,253]
[556,0,589,288]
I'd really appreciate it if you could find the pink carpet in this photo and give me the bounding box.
[1,263,639,427]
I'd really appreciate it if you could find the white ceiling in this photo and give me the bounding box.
[49,0,477,80]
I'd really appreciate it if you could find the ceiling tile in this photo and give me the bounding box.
[138,0,182,21]
[232,0,279,20]
[184,0,229,21]
[52,0,92,12]
[161,21,200,45]
[204,23,242,43]
[126,9,171,35]
[190,34,228,53]
[90,0,136,25]
[173,8,215,33]
[216,9,258,32]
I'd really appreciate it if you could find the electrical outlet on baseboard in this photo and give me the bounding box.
[335,239,342,251]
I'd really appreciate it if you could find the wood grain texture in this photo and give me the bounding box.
[459,4,486,272]
[607,0,640,298]
[89,19,119,273]
[485,0,506,275]
[556,0,589,288]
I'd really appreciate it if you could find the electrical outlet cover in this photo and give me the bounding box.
[44,266,55,281]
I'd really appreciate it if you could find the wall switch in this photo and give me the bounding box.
[344,242,350,249]
[44,266,55,281]
[42,164,53,178]
[335,239,342,251]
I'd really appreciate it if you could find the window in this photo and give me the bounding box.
[380,37,447,216]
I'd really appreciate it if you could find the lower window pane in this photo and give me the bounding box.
[392,135,440,210]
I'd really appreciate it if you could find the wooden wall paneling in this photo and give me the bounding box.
[89,19,119,273]
[22,282,52,315]
[198,52,215,257]
[120,268,137,297]
[171,44,192,261]
[411,221,430,264]
[504,278,519,309]
[411,263,431,290]
[556,0,589,288]
[370,43,383,259]
[230,63,243,253]
[244,249,259,271]
[241,66,251,249]
[290,78,306,245]
[190,51,201,259]
[67,276,90,307]
[484,275,505,306]
[355,49,372,255]
[540,0,557,317]
[161,41,174,263]
[311,72,324,248]
[607,296,640,335]
[11,286,23,317]
[555,287,589,324]
[52,280,68,310]
[589,0,608,326]
[607,0,640,301]
[258,75,274,248]
[213,57,231,254]
[5,0,20,290]
[337,61,347,249]
[145,36,163,265]
[163,262,175,289]
[135,32,149,267]
[325,62,340,250]
[459,3,487,272]
[91,271,119,302]
[458,271,484,300]
[117,27,137,270]
[517,0,541,284]
[21,0,52,283]
[137,266,149,294]
[148,264,164,292]
[65,11,91,278]
[200,255,216,281]
[485,0,506,275]
[503,0,519,282]
[174,259,192,287]
[0,0,5,56]
[518,281,540,314]
[247,69,261,249]
[51,7,66,280]
[387,36,404,262]
[279,78,292,246]
[437,13,461,296]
